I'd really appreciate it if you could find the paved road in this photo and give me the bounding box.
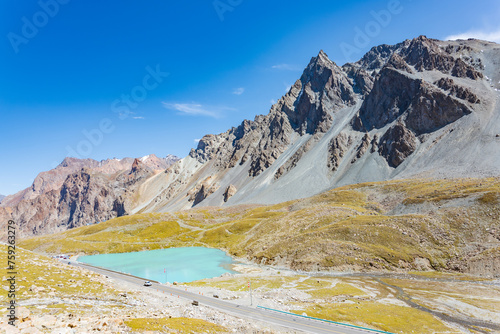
[71,261,382,334]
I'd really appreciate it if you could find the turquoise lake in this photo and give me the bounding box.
[78,247,237,283]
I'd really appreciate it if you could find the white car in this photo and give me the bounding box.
[144,281,152,286]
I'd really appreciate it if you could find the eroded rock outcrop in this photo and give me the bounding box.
[351,133,371,164]
[223,185,237,202]
[379,123,418,167]
[434,77,480,103]
[402,35,483,80]
[188,176,219,206]
[353,67,474,135]
[327,132,353,172]
[352,67,420,131]
[405,81,474,134]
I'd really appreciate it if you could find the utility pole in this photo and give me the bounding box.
[248,281,252,306]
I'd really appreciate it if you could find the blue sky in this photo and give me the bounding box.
[1,0,500,196]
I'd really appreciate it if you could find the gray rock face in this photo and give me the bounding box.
[351,133,371,164]
[353,67,474,135]
[353,67,421,131]
[405,81,474,134]
[327,132,353,172]
[356,43,403,70]
[379,123,418,168]
[286,50,356,134]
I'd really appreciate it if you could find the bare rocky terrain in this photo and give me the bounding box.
[0,155,178,237]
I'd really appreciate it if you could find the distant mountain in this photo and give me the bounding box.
[0,154,179,236]
[135,36,500,213]
[0,194,4,204]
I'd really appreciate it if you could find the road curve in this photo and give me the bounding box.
[72,261,387,334]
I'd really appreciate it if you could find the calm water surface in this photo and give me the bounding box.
[79,247,236,283]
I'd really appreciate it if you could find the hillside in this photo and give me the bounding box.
[21,177,500,278]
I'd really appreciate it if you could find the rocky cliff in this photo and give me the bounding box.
[137,36,500,213]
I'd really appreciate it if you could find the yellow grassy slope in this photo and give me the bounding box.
[20,177,500,273]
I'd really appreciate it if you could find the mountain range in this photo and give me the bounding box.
[3,35,500,237]
[0,154,178,235]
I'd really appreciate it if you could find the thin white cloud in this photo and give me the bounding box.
[132,116,144,120]
[284,82,292,93]
[270,99,276,104]
[162,102,234,118]
[272,64,300,71]
[445,28,500,43]
[232,87,245,95]
[194,139,200,143]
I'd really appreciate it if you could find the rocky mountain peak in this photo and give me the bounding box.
[355,42,403,70]
[283,50,356,135]
[58,157,98,169]
[302,50,339,85]
[188,49,358,179]
[311,49,335,68]
[130,158,146,175]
